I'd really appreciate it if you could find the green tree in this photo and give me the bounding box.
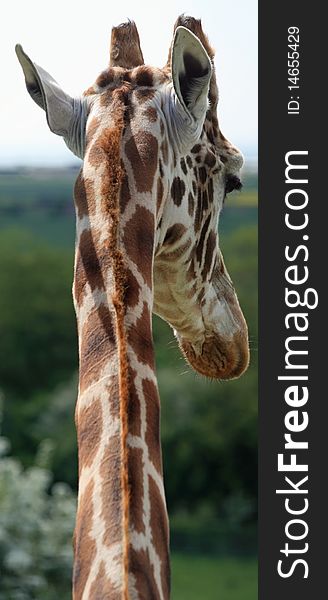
[0,229,77,464]
[0,229,77,395]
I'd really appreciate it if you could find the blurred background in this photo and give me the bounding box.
[0,1,257,598]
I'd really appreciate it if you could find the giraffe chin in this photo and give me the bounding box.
[179,331,250,380]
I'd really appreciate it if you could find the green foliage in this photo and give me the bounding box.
[159,362,257,521]
[0,434,75,599]
[0,229,77,395]
[31,377,78,489]
[0,229,77,465]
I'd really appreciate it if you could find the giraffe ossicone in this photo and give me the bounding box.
[16,15,249,600]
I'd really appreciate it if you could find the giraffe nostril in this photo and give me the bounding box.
[225,175,242,196]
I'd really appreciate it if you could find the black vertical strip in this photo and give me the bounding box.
[259,2,327,599]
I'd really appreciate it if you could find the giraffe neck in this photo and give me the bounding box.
[72,92,170,599]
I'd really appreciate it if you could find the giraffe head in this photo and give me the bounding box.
[16,15,249,381]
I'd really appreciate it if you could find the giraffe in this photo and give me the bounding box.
[16,15,249,600]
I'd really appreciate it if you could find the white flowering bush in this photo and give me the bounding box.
[0,436,76,599]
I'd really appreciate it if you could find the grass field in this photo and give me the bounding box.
[171,555,257,600]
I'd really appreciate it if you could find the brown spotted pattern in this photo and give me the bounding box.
[73,54,170,600]
[125,132,159,193]
[170,176,185,206]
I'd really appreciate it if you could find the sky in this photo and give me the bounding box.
[1,0,257,167]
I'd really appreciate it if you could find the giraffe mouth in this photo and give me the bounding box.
[179,330,249,380]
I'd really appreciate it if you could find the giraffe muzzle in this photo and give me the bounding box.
[179,328,249,380]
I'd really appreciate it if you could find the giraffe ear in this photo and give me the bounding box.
[15,44,87,159]
[171,26,212,121]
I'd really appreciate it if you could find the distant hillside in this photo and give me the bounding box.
[0,166,257,247]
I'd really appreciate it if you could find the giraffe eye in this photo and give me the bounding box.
[225,175,242,196]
